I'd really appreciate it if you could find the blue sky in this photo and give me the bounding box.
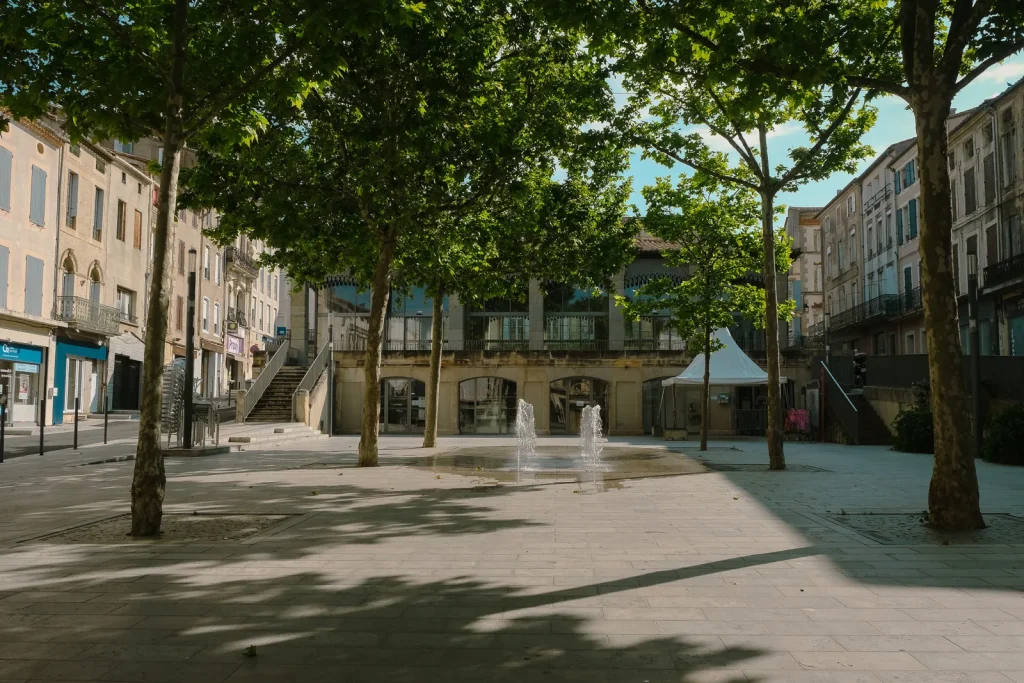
[622,55,1024,226]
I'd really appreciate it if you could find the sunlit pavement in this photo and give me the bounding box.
[1,435,1023,682]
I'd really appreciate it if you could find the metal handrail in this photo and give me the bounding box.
[821,360,859,445]
[295,342,330,395]
[242,337,289,421]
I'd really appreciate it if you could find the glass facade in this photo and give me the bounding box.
[458,377,517,434]
[549,377,609,434]
[379,377,426,433]
[543,284,608,347]
[465,296,529,349]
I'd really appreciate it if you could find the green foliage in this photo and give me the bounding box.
[892,382,934,454]
[983,405,1024,466]
[0,0,418,145]
[185,1,627,291]
[619,169,769,352]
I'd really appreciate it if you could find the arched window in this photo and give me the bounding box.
[549,377,609,434]
[459,377,517,434]
[61,257,75,298]
[380,377,427,433]
[89,266,101,304]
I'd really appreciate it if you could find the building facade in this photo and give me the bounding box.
[782,206,823,348]
[298,239,800,437]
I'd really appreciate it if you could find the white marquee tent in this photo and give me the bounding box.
[662,327,775,387]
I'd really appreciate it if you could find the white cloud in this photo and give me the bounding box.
[978,60,1024,84]
[766,121,803,139]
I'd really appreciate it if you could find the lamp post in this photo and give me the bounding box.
[824,310,831,368]
[183,248,197,449]
[967,249,982,459]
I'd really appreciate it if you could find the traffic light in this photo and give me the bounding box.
[853,352,867,387]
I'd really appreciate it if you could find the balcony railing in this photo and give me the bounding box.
[983,253,1024,288]
[864,185,891,213]
[225,246,258,276]
[900,286,922,314]
[53,296,120,335]
[226,309,248,328]
[118,309,138,325]
[830,294,901,332]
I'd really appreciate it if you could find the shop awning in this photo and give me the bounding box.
[663,328,780,386]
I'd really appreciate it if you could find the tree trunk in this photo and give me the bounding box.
[758,126,785,470]
[700,325,710,451]
[422,289,444,448]
[358,228,397,467]
[130,0,188,537]
[912,95,984,530]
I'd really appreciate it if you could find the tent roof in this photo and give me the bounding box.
[663,328,769,386]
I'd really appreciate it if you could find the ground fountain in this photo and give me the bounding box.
[514,399,537,483]
[578,404,605,489]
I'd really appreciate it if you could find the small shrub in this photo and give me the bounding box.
[892,381,934,454]
[892,405,934,454]
[983,404,1024,466]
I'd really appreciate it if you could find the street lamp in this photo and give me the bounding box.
[967,248,982,459]
[183,247,198,449]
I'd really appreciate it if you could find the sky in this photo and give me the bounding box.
[621,55,1024,227]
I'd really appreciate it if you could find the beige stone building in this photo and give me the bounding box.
[287,239,799,437]
[0,118,63,425]
[782,206,823,348]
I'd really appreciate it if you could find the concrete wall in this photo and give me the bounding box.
[863,385,915,435]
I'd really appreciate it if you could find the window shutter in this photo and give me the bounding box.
[893,171,901,194]
[134,210,143,249]
[0,146,12,211]
[983,153,996,205]
[896,208,904,244]
[0,245,9,309]
[67,172,79,225]
[93,187,104,234]
[793,280,802,309]
[908,199,918,238]
[29,166,47,226]
[24,255,44,316]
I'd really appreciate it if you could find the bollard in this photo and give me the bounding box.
[73,397,80,450]
[39,398,45,456]
[1,404,5,463]
[104,391,109,445]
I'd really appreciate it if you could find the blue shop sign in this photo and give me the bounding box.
[0,343,44,365]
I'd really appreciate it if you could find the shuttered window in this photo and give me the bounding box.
[896,208,904,244]
[24,255,44,316]
[116,200,126,241]
[93,187,104,239]
[0,245,9,309]
[983,153,996,206]
[178,240,185,275]
[29,166,47,226]
[908,199,918,238]
[66,172,79,227]
[133,210,143,249]
[0,146,12,211]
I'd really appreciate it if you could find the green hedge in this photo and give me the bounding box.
[892,406,934,454]
[983,404,1024,466]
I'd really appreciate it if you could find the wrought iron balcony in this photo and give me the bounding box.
[830,294,901,332]
[983,253,1024,288]
[864,185,891,213]
[53,296,120,335]
[226,309,248,328]
[225,246,258,277]
[900,286,923,314]
[118,309,138,325]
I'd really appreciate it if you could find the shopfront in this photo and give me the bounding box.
[53,338,108,424]
[226,334,245,391]
[0,342,45,424]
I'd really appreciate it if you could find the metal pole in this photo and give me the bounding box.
[1,405,5,463]
[103,389,109,445]
[968,273,982,459]
[73,397,79,450]
[183,269,197,449]
[39,398,45,456]
[328,324,334,437]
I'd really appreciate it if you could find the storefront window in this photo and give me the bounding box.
[549,377,609,434]
[0,344,45,424]
[543,284,608,348]
[379,378,427,433]
[459,377,517,434]
[466,295,529,349]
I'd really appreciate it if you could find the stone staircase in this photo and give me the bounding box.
[849,391,892,445]
[225,422,327,449]
[246,366,308,423]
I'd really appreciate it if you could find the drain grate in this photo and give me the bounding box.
[700,463,832,473]
[828,512,1024,545]
[23,513,295,544]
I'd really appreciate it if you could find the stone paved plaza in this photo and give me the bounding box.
[1,436,1023,682]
